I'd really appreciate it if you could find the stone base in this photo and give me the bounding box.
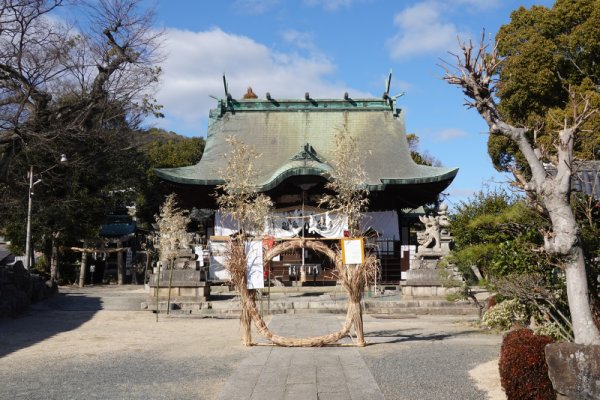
[402,269,456,298]
[148,270,210,300]
[149,286,210,299]
[402,284,457,298]
[545,342,600,400]
[405,269,442,282]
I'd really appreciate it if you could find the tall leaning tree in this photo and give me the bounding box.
[442,0,600,345]
[0,0,163,179]
[0,0,163,279]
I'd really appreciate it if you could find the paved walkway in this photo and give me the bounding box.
[218,315,384,400]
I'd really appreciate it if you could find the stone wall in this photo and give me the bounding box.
[0,263,57,318]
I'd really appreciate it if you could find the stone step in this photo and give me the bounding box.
[364,300,475,309]
[141,299,480,317]
[367,307,479,316]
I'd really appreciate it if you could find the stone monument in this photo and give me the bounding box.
[403,203,457,297]
[147,233,210,303]
[415,202,451,268]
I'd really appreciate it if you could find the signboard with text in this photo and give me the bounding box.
[341,238,365,265]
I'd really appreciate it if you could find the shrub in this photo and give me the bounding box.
[482,298,528,330]
[498,329,555,400]
[533,322,565,342]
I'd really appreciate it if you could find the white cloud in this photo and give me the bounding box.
[155,28,370,134]
[437,128,467,141]
[232,0,279,15]
[281,30,318,53]
[387,2,468,60]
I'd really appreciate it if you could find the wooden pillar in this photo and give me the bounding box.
[117,240,124,285]
[78,242,87,288]
[100,242,107,284]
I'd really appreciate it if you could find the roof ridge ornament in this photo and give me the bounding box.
[382,69,405,115]
[291,143,323,163]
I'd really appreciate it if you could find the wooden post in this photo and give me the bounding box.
[117,240,124,285]
[155,261,161,322]
[166,259,174,315]
[78,242,87,288]
[100,242,107,284]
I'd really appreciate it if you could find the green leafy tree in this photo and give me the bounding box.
[449,189,579,340]
[488,0,600,172]
[1,121,147,281]
[442,0,600,344]
[406,133,441,167]
[449,189,549,279]
[135,128,205,227]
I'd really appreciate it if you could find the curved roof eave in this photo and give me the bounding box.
[372,167,459,190]
[155,165,459,192]
[155,162,332,191]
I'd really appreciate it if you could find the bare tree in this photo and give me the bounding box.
[216,136,273,345]
[441,37,600,345]
[319,127,369,236]
[0,0,162,279]
[0,0,162,179]
[216,135,273,237]
[155,194,190,264]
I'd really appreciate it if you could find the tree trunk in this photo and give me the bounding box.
[564,248,600,345]
[50,237,59,282]
[546,195,600,345]
[79,246,87,288]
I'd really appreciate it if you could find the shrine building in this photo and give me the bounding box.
[155,87,458,285]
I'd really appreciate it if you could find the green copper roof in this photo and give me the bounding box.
[155,98,458,192]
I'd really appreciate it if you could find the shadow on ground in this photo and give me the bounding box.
[365,328,482,344]
[0,293,100,358]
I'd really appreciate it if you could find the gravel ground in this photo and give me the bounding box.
[0,286,504,400]
[0,309,251,400]
[360,315,502,400]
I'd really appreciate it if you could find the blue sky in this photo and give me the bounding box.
[141,0,554,207]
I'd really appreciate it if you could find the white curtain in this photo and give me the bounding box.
[214,210,348,239]
[215,210,399,239]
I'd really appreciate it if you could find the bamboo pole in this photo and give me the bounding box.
[155,261,161,322]
[167,259,174,315]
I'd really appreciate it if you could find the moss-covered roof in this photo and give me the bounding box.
[155,98,458,193]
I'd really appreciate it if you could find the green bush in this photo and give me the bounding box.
[482,299,527,330]
[533,322,565,341]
